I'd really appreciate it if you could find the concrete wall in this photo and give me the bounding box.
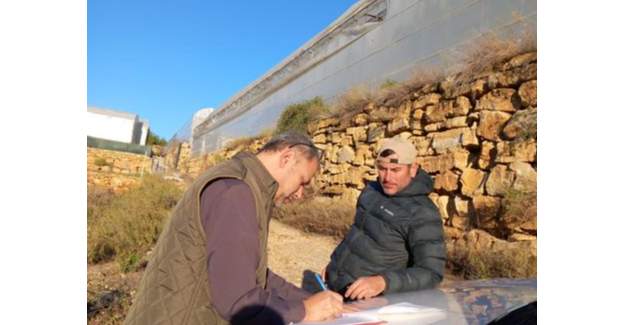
[192,0,536,156]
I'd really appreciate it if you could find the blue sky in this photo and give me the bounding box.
[88,0,356,139]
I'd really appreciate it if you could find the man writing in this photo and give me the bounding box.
[324,137,446,300]
[125,132,347,325]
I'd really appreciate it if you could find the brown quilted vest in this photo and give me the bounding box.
[124,152,278,325]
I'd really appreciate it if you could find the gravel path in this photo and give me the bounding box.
[267,220,340,287]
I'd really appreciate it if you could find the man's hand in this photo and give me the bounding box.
[302,290,344,322]
[348,297,389,310]
[345,275,386,300]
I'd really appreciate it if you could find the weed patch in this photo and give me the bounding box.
[94,157,112,167]
[87,175,184,272]
[500,188,536,236]
[330,85,376,118]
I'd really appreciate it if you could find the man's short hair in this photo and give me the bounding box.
[379,149,396,158]
[260,132,323,161]
[376,137,417,164]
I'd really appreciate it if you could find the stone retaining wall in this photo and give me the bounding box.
[308,52,537,246]
[87,147,152,193]
[165,51,538,255]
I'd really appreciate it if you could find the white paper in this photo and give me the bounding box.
[377,302,442,314]
[297,302,446,325]
[375,302,446,323]
[299,312,381,325]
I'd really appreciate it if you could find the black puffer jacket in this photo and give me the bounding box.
[326,169,446,294]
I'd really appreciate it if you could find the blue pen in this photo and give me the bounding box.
[314,273,328,291]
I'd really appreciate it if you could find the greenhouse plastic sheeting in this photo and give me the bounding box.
[191,0,536,156]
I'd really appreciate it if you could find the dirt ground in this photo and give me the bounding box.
[87,220,341,323]
[267,219,340,286]
[88,219,459,324]
[267,220,461,286]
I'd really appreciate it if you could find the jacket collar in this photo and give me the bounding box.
[234,152,279,200]
[370,168,433,198]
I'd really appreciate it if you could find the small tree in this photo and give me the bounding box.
[146,130,167,146]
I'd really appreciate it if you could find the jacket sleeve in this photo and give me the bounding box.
[201,179,306,323]
[266,269,312,301]
[381,218,446,293]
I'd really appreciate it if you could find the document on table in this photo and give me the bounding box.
[303,313,384,325]
[298,302,445,325]
[375,302,446,323]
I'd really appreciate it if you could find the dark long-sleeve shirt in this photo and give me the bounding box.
[200,178,311,324]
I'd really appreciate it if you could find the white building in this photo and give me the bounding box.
[87,106,150,145]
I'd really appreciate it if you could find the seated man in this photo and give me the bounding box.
[324,137,446,300]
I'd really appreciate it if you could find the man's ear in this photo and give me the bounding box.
[409,163,419,177]
[278,148,294,168]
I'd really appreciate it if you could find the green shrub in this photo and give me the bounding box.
[87,175,184,272]
[146,131,167,146]
[94,157,111,167]
[275,97,329,135]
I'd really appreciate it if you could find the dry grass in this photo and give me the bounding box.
[325,26,536,118]
[219,129,273,156]
[374,82,412,108]
[223,136,256,152]
[330,85,376,117]
[87,175,184,272]
[447,245,537,280]
[513,109,538,143]
[380,79,399,89]
[258,127,275,138]
[272,197,355,239]
[376,68,446,108]
[403,68,446,93]
[446,25,537,79]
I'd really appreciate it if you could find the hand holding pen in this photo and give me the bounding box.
[301,272,360,321]
[314,272,328,291]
